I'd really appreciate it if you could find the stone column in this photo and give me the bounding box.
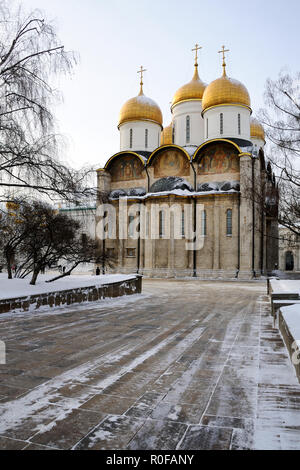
[239,154,254,279]
[213,200,220,271]
[168,197,175,277]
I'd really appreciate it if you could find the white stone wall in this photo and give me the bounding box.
[120,121,161,152]
[203,105,250,142]
[172,101,204,147]
[279,227,300,272]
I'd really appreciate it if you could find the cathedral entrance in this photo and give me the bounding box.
[285,251,294,271]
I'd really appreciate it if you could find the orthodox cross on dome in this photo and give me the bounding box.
[192,43,202,66]
[137,66,147,95]
[218,45,230,76]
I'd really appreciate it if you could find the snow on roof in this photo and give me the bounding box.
[111,188,240,200]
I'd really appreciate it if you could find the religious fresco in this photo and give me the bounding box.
[153,150,190,178]
[197,143,239,175]
[110,155,144,182]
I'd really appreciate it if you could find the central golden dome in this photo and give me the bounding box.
[118,84,163,128]
[172,65,206,107]
[202,67,251,112]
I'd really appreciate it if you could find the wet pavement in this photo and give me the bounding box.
[0,279,299,450]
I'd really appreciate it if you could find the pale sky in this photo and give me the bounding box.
[21,0,300,170]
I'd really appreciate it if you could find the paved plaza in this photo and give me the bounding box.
[0,279,300,450]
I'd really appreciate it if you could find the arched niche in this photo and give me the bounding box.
[193,140,240,177]
[147,145,191,178]
[105,152,146,183]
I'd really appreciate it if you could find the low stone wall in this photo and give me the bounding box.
[279,308,300,383]
[268,279,300,317]
[0,275,142,314]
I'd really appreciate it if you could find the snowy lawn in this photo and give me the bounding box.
[0,273,137,300]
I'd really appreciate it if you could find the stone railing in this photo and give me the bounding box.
[0,275,142,314]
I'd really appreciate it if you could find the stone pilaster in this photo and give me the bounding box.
[239,154,254,279]
[97,170,111,195]
[213,201,220,270]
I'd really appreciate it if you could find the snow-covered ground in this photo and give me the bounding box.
[0,280,300,450]
[0,273,136,300]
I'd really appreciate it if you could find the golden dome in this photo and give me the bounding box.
[172,64,206,107]
[251,117,265,141]
[202,66,251,112]
[161,122,173,145]
[118,83,162,128]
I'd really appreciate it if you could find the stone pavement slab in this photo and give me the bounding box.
[0,280,300,449]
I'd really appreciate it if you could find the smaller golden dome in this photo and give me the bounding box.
[161,122,173,145]
[202,61,251,112]
[251,117,265,141]
[172,65,206,107]
[118,83,162,128]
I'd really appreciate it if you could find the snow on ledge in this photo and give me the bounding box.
[0,274,137,300]
[281,304,300,340]
[270,279,300,295]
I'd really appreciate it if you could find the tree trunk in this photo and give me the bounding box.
[6,253,12,279]
[30,268,40,285]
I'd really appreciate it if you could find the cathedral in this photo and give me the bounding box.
[96,45,278,279]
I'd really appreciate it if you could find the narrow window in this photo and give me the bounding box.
[201,210,207,236]
[159,210,164,238]
[186,116,190,143]
[181,210,185,238]
[220,113,223,135]
[129,129,133,148]
[146,212,150,238]
[172,123,175,143]
[145,129,148,148]
[128,215,134,238]
[206,119,208,139]
[238,114,241,135]
[226,209,232,236]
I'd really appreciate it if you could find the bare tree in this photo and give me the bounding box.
[0,199,114,285]
[259,70,300,236]
[0,0,95,202]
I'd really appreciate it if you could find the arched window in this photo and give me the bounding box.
[129,129,133,149]
[226,209,232,236]
[145,129,148,148]
[201,210,207,236]
[128,215,135,238]
[146,212,150,238]
[159,210,164,238]
[206,119,208,139]
[172,123,176,143]
[238,114,241,135]
[285,251,294,271]
[181,210,185,237]
[186,116,190,143]
[220,113,224,135]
